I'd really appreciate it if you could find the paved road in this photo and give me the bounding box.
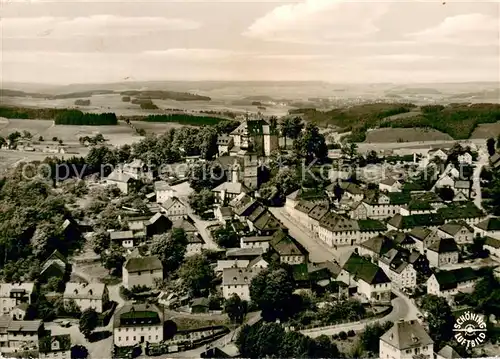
[301,290,420,338]
[472,146,488,210]
[45,321,113,359]
[269,207,341,263]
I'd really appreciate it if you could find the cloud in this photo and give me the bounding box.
[2,15,201,39]
[408,13,499,45]
[243,0,388,44]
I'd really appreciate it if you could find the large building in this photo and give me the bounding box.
[63,282,109,313]
[113,304,164,347]
[379,320,434,359]
[122,256,164,289]
[222,267,263,301]
[0,317,44,355]
[229,117,278,157]
[0,283,34,316]
[39,334,71,359]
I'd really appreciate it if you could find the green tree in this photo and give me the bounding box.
[150,229,188,273]
[188,188,215,215]
[0,136,6,147]
[309,335,341,358]
[289,117,304,140]
[293,123,327,162]
[71,344,89,359]
[487,137,496,156]
[250,268,295,321]
[178,254,215,296]
[101,245,125,275]
[421,294,454,347]
[187,162,225,192]
[22,130,32,139]
[342,142,358,161]
[79,308,99,338]
[197,127,218,160]
[358,321,393,356]
[91,230,110,254]
[225,294,248,324]
[213,224,239,248]
[8,131,22,144]
[279,118,293,149]
[436,186,455,202]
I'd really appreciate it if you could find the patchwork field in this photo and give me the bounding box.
[364,128,453,143]
[0,118,144,146]
[470,121,500,139]
[1,93,292,117]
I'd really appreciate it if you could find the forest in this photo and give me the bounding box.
[293,102,500,141]
[54,110,117,125]
[120,90,211,101]
[144,114,227,126]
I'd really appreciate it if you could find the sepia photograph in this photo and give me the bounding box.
[0,0,499,358]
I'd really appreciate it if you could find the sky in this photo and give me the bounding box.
[1,0,499,84]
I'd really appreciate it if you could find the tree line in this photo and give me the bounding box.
[55,110,117,125]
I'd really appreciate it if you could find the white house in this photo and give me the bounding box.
[408,228,441,253]
[428,148,448,162]
[379,320,434,359]
[484,236,500,258]
[270,230,308,264]
[425,237,459,268]
[63,282,109,313]
[154,181,175,204]
[454,180,471,198]
[379,178,402,193]
[113,304,163,347]
[122,256,163,289]
[435,174,454,189]
[240,236,272,251]
[106,170,134,194]
[110,230,135,248]
[474,217,500,239]
[378,249,417,290]
[358,234,395,262]
[0,283,34,316]
[222,267,262,301]
[437,221,474,246]
[215,260,250,273]
[160,197,188,221]
[186,234,205,257]
[1,319,44,354]
[318,212,360,247]
[339,253,392,302]
[247,256,269,270]
[458,152,473,165]
[39,334,71,359]
[426,267,478,299]
[212,181,250,205]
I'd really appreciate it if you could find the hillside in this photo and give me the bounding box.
[119,90,210,101]
[0,88,210,102]
[292,103,500,141]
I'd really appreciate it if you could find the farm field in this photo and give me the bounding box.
[1,94,292,117]
[0,149,66,174]
[0,118,143,147]
[470,121,500,139]
[364,128,453,143]
[131,120,189,133]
